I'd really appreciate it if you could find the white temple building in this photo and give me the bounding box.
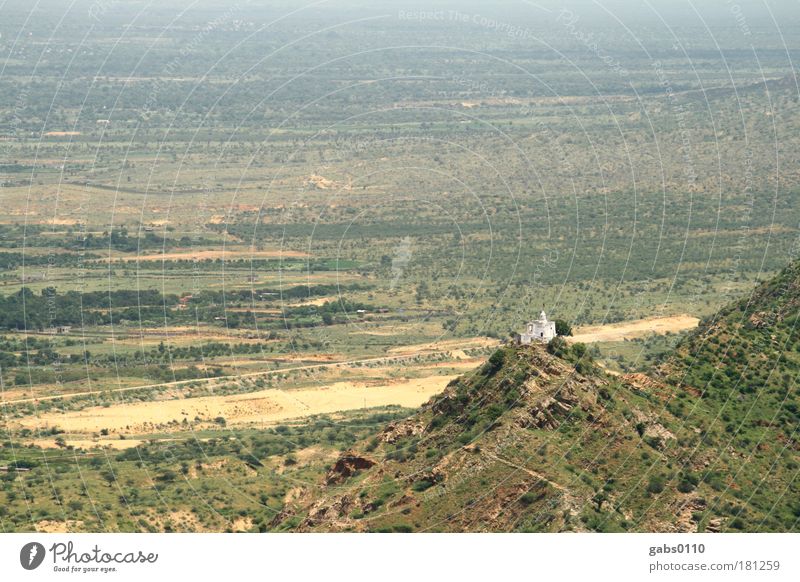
[517,310,557,344]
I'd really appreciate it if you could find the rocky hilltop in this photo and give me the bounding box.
[275,263,800,532]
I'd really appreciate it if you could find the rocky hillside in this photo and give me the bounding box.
[274,264,800,532]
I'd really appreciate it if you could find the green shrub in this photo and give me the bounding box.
[412,479,435,492]
[547,337,569,358]
[647,475,666,494]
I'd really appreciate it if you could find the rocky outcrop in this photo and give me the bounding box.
[325,453,376,485]
[522,393,575,429]
[380,419,425,444]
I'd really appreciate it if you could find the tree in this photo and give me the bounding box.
[487,349,505,372]
[555,319,573,336]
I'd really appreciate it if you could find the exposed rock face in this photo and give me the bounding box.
[305,495,355,526]
[748,311,772,328]
[325,453,376,485]
[624,372,674,400]
[380,419,425,444]
[522,392,575,429]
[630,409,677,443]
[643,422,675,442]
[429,380,463,417]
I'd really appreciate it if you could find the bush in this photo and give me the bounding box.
[647,475,666,494]
[487,349,505,372]
[485,403,505,422]
[547,337,569,358]
[412,479,435,492]
[645,436,664,450]
[156,470,177,483]
[677,472,699,493]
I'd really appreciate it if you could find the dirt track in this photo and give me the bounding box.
[569,314,699,343]
[4,348,474,406]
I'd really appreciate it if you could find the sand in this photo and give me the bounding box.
[94,248,309,262]
[308,175,351,190]
[28,438,145,450]
[289,296,340,306]
[569,314,699,343]
[18,375,455,435]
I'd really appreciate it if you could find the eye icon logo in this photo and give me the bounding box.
[20,542,46,570]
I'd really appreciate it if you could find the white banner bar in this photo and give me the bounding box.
[1,533,798,581]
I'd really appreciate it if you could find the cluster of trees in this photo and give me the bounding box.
[283,299,375,327]
[0,283,381,335]
[66,229,169,252]
[191,283,370,304]
[0,288,170,330]
[0,252,92,270]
